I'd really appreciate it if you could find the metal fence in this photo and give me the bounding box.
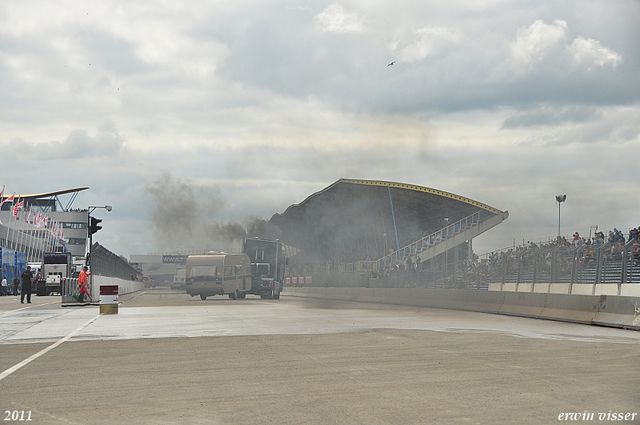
[303,239,640,291]
[90,243,142,281]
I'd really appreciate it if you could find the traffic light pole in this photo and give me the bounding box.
[86,205,112,268]
[87,211,92,267]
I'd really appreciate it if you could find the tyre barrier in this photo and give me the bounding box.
[282,287,640,330]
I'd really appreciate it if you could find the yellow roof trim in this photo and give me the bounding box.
[1,187,89,199]
[340,179,503,215]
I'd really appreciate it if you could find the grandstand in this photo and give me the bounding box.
[481,237,640,294]
[268,179,640,295]
[0,188,90,260]
[268,178,509,275]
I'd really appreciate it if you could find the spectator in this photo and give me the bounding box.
[12,277,19,296]
[21,266,33,304]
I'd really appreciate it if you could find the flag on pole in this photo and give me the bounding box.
[12,199,23,216]
[1,193,14,208]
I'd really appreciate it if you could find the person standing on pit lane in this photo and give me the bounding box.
[78,266,91,303]
[1,276,7,296]
[13,277,19,296]
[21,266,33,304]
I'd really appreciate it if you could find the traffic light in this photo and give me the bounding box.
[90,217,103,235]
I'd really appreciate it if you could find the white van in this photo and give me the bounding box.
[185,252,251,300]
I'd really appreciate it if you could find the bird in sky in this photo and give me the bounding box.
[387,61,395,67]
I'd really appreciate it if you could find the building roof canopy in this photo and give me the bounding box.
[268,179,505,263]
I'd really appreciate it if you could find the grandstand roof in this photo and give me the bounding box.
[0,187,89,200]
[0,187,89,212]
[268,178,506,263]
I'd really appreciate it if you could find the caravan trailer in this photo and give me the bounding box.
[185,252,251,300]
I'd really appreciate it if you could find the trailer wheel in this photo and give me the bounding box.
[229,291,238,300]
[200,294,207,300]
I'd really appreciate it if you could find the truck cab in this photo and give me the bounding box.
[37,252,72,296]
[243,238,286,299]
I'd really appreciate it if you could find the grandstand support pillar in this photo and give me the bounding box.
[550,249,557,287]
[593,245,603,295]
[621,239,632,295]
[387,186,400,252]
[515,254,523,292]
[443,251,448,287]
[453,246,459,288]
[500,257,506,291]
[569,248,579,294]
[532,251,538,292]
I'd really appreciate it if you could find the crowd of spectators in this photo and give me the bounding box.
[287,223,640,289]
[461,226,640,287]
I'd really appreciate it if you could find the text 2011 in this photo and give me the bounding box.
[4,411,32,421]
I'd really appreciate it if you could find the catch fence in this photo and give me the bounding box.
[90,243,142,281]
[301,239,640,291]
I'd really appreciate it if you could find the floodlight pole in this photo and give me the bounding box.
[556,195,566,238]
[558,202,561,237]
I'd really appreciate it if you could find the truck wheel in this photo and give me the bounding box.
[200,294,207,300]
[273,292,280,300]
[229,291,238,300]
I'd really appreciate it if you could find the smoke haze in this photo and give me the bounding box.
[144,171,282,253]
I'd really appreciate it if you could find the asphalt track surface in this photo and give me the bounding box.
[0,288,639,425]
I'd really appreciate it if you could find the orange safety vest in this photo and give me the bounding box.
[79,270,89,286]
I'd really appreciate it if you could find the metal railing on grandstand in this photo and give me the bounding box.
[90,243,141,281]
[357,210,493,271]
[293,239,640,291]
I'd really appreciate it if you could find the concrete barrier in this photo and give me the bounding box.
[549,283,570,294]
[282,286,640,330]
[91,276,144,300]
[570,284,594,295]
[621,284,640,297]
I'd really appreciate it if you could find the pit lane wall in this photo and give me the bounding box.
[282,286,640,330]
[90,275,144,300]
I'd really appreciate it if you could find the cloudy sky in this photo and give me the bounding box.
[1,0,639,258]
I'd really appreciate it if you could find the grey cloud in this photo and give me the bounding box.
[501,105,603,129]
[3,120,125,159]
[75,29,152,76]
[1,0,639,259]
[207,3,638,115]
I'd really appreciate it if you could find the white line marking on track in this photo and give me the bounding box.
[0,313,101,382]
[0,300,61,317]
